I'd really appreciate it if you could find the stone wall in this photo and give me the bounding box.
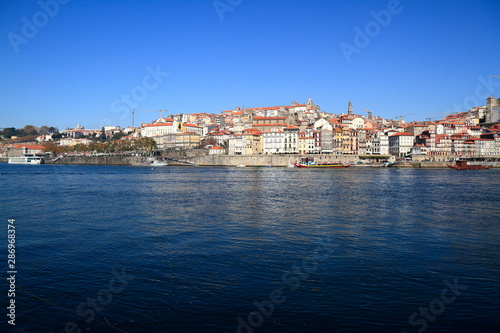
[412,155,500,162]
[190,154,360,167]
[49,156,148,165]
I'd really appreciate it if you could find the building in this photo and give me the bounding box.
[252,117,287,132]
[242,129,263,155]
[2,144,48,158]
[62,124,102,138]
[228,134,244,155]
[389,132,414,157]
[183,123,203,136]
[298,131,315,154]
[157,132,200,149]
[486,95,500,123]
[262,129,284,154]
[209,146,226,154]
[59,138,92,146]
[141,122,177,137]
[283,126,299,154]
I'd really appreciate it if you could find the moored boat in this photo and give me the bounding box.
[293,162,351,168]
[447,160,491,170]
[151,158,169,166]
[8,154,44,164]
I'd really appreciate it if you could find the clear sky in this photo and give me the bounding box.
[1,0,499,130]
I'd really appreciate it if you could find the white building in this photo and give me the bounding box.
[228,134,244,155]
[262,129,284,154]
[283,126,299,154]
[141,122,177,137]
[209,146,226,155]
[184,123,204,136]
[59,138,92,146]
[351,117,365,129]
[379,132,389,155]
[389,132,414,157]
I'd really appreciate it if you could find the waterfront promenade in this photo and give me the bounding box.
[3,153,500,168]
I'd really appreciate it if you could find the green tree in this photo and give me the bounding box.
[100,127,106,141]
[1,127,16,139]
[136,137,157,155]
[112,132,126,141]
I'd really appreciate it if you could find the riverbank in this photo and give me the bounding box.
[2,154,499,168]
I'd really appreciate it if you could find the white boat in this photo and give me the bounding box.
[381,161,395,167]
[8,154,44,164]
[236,164,246,167]
[151,158,169,166]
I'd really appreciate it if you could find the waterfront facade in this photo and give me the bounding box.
[30,97,500,159]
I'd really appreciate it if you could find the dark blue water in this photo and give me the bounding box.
[1,163,499,333]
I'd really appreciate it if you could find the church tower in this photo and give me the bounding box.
[307,98,313,109]
[486,95,499,123]
[348,100,353,115]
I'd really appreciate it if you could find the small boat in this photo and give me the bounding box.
[293,162,351,168]
[236,164,246,167]
[8,154,44,164]
[381,161,395,167]
[151,158,168,166]
[447,160,491,170]
[131,157,168,167]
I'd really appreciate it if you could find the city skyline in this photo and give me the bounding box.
[1,0,500,130]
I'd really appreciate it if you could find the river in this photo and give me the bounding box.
[1,163,499,332]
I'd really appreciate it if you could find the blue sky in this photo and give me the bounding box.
[1,0,499,130]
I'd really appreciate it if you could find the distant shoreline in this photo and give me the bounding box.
[2,156,499,168]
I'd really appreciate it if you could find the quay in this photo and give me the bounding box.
[2,153,499,168]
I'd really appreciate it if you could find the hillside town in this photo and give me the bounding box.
[2,96,500,161]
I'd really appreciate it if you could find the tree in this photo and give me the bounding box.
[48,127,59,133]
[100,127,106,141]
[141,137,157,155]
[42,142,57,154]
[39,126,50,135]
[132,137,157,155]
[117,139,134,152]
[52,133,64,140]
[22,125,38,136]
[1,127,16,139]
[112,132,126,141]
[42,142,68,155]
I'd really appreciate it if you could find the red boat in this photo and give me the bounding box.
[447,160,492,170]
[293,162,351,168]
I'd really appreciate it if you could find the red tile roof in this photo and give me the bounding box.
[254,116,288,120]
[13,144,47,150]
[252,123,287,127]
[144,123,173,127]
[390,132,414,137]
